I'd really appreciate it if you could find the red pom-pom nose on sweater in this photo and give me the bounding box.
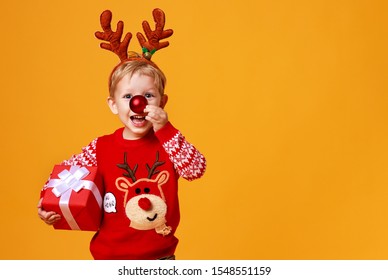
[138,197,152,211]
[130,95,148,114]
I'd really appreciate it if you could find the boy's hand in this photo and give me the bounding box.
[37,198,61,226]
[144,105,168,132]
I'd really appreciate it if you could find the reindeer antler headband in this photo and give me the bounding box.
[95,8,173,66]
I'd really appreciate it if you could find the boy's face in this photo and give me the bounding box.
[108,72,167,140]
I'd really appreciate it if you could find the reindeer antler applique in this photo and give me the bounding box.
[116,151,165,182]
[117,152,138,182]
[95,8,173,63]
[146,151,165,179]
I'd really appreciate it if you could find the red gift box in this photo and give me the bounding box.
[42,165,103,231]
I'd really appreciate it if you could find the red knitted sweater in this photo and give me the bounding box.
[42,122,206,259]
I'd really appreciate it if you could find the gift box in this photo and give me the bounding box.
[41,165,103,231]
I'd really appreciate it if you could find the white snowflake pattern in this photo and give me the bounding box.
[162,132,206,180]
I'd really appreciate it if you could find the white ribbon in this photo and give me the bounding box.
[47,166,102,230]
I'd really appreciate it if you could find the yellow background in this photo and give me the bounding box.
[0,0,387,259]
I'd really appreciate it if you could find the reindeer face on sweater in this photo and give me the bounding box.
[115,151,172,236]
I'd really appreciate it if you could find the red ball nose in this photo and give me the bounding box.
[138,197,152,211]
[129,95,148,114]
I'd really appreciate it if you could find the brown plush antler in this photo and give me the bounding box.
[95,10,133,61]
[137,8,174,60]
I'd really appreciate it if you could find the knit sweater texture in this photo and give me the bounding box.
[42,122,206,259]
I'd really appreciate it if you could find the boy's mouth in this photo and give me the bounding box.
[130,115,147,127]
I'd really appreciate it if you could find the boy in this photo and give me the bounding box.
[37,9,206,260]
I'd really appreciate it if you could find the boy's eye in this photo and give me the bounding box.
[145,93,153,99]
[124,94,132,99]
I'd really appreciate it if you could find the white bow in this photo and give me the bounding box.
[52,166,90,197]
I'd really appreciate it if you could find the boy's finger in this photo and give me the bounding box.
[48,215,60,222]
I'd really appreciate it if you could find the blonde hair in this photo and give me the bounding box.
[109,58,166,98]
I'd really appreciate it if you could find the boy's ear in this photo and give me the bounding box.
[160,94,168,109]
[107,97,118,114]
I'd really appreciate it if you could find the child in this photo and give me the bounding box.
[37,8,206,260]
